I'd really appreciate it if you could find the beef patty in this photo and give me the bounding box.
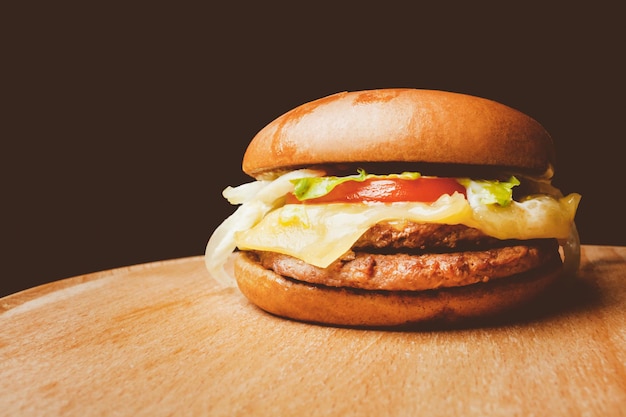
[248,222,561,291]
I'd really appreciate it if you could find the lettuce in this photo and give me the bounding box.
[290,169,520,206]
[291,169,420,201]
[458,176,520,207]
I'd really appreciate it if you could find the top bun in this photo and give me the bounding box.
[242,89,555,180]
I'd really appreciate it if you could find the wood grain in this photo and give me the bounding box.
[1,245,625,416]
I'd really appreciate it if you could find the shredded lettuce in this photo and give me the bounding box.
[458,176,520,207]
[290,169,521,207]
[291,169,421,201]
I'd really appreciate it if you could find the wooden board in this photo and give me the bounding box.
[1,245,625,416]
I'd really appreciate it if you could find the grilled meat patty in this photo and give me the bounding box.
[249,222,561,291]
[353,221,501,250]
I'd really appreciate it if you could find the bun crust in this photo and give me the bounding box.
[243,89,555,180]
[233,251,564,328]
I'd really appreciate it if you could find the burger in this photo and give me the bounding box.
[205,88,581,327]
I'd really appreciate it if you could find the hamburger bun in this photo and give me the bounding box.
[243,89,555,180]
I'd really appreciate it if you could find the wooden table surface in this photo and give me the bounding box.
[1,245,625,416]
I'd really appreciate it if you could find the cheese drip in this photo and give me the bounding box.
[204,169,324,286]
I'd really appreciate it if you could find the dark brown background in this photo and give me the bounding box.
[3,4,624,297]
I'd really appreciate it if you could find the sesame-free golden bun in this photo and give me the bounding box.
[242,89,555,181]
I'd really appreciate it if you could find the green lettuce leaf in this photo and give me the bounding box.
[458,176,520,207]
[291,169,520,206]
[290,169,421,201]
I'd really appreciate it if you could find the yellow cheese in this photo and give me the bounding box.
[235,192,581,268]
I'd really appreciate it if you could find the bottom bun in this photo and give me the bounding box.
[233,251,564,328]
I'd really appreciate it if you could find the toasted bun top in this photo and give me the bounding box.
[242,89,556,180]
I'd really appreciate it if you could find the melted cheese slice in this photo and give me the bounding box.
[205,169,324,285]
[234,192,581,268]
